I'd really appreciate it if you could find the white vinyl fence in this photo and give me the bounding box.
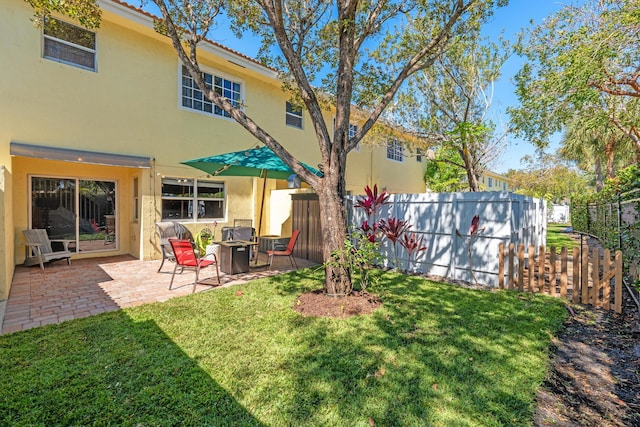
[347,191,547,287]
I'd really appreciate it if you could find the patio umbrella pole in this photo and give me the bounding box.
[255,169,267,265]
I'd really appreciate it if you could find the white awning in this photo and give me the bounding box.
[10,142,151,168]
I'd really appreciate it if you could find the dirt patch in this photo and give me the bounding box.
[535,229,640,426]
[292,289,382,317]
[535,304,640,427]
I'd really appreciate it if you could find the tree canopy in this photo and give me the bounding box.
[509,0,640,154]
[505,154,591,203]
[394,30,509,190]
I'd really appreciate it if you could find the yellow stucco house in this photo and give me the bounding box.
[0,0,426,300]
[479,171,511,192]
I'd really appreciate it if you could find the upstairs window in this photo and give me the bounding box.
[386,140,404,162]
[416,148,423,162]
[286,102,303,128]
[43,17,96,71]
[349,123,360,151]
[181,66,241,118]
[161,178,225,221]
[488,177,494,187]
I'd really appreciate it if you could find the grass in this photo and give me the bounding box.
[546,223,580,249]
[0,269,566,426]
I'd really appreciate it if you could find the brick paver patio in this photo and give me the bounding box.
[1,253,317,335]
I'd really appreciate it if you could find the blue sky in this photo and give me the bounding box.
[482,0,570,173]
[147,1,571,173]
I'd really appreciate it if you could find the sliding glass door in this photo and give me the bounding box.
[30,177,117,253]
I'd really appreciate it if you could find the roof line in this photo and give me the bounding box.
[104,0,278,75]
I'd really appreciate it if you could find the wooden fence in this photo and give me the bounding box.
[498,243,623,313]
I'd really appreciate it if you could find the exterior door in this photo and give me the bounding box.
[30,177,117,252]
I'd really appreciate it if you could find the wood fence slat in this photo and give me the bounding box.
[528,245,535,293]
[517,244,525,292]
[591,248,600,307]
[572,247,580,303]
[614,251,623,313]
[549,247,557,297]
[560,247,568,298]
[495,243,622,315]
[581,246,589,304]
[603,249,611,310]
[498,242,505,289]
[538,246,545,294]
[508,243,515,290]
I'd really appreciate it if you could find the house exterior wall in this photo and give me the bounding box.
[0,0,425,299]
[346,145,426,195]
[479,171,511,192]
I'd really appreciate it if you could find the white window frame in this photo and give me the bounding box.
[132,177,139,222]
[386,140,404,162]
[161,177,226,221]
[42,17,96,71]
[179,64,244,119]
[286,101,303,129]
[349,123,361,151]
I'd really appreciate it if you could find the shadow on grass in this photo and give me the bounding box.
[0,311,265,426]
[0,267,565,426]
[273,269,566,426]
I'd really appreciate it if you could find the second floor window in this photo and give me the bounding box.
[43,17,96,71]
[386,140,404,162]
[161,178,225,221]
[349,123,360,151]
[181,66,241,118]
[286,102,303,128]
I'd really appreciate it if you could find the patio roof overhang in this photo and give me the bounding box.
[10,142,151,168]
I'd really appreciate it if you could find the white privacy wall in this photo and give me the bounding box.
[347,192,547,287]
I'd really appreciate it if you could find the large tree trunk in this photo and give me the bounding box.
[317,159,352,296]
[595,157,603,191]
[604,136,617,179]
[460,145,479,191]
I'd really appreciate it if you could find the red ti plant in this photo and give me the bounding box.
[456,215,485,285]
[354,185,428,272]
[378,217,412,269]
[354,184,390,218]
[360,220,378,242]
[399,232,428,272]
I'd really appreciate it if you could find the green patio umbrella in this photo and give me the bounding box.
[181,146,322,263]
[181,145,322,180]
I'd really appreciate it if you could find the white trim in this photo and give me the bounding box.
[386,140,404,163]
[177,61,245,120]
[41,17,97,72]
[161,177,226,222]
[285,101,303,129]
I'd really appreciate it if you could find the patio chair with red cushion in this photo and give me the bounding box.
[168,238,220,292]
[267,229,300,271]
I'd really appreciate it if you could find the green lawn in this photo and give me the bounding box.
[0,269,566,426]
[546,223,580,249]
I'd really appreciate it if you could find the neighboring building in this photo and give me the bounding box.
[0,0,425,298]
[479,171,511,192]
